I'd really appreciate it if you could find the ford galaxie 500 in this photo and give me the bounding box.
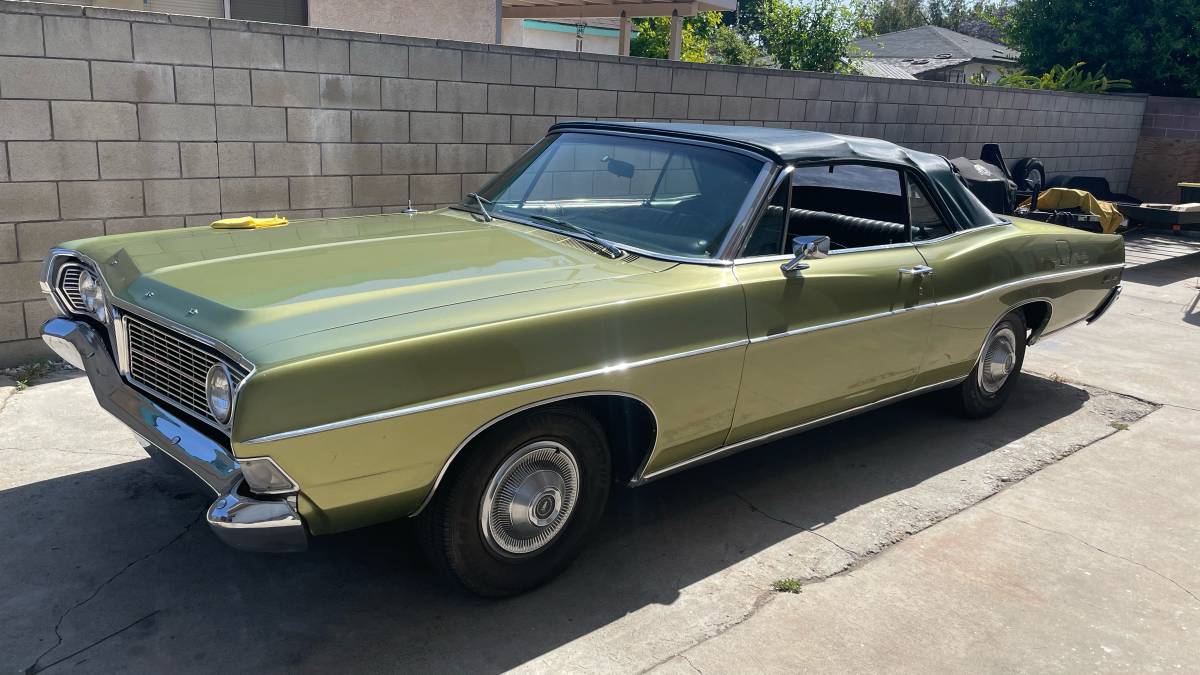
[40,122,1123,596]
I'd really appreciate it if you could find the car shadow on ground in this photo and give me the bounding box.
[3,375,1092,673]
[1122,231,1200,288]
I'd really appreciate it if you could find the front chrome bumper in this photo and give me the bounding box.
[41,317,307,553]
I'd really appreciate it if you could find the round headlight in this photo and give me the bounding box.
[77,269,109,323]
[206,363,233,424]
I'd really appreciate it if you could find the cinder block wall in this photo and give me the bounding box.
[0,0,1146,365]
[1129,97,1200,203]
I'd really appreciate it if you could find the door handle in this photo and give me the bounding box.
[899,265,934,277]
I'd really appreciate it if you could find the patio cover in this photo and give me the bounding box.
[500,0,737,58]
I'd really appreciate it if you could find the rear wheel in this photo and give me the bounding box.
[416,406,611,597]
[951,311,1027,418]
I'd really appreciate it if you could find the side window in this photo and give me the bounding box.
[907,174,954,241]
[743,181,789,257]
[788,163,908,250]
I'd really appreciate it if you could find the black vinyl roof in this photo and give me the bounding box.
[551,120,932,165]
[549,120,1004,229]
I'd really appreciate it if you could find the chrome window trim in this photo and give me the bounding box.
[454,128,777,267]
[734,240,914,264]
[728,164,793,259]
[730,158,1013,263]
[243,338,748,445]
[633,374,969,484]
[409,390,661,516]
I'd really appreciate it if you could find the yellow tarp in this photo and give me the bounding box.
[210,215,288,229]
[1018,188,1123,234]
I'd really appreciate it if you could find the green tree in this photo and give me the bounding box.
[1004,0,1199,97]
[707,23,770,66]
[630,11,724,62]
[758,0,874,72]
[863,0,927,35]
[724,0,771,36]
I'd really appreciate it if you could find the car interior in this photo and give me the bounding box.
[742,163,956,257]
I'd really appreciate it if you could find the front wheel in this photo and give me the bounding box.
[416,406,611,597]
[951,311,1027,418]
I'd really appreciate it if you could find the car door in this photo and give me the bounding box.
[727,163,936,444]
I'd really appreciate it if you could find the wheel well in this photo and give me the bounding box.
[1019,300,1052,343]
[566,394,658,483]
[430,393,658,506]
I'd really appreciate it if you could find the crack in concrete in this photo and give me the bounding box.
[980,506,1200,606]
[679,653,705,674]
[0,445,144,460]
[636,590,776,675]
[24,514,201,674]
[27,611,160,675]
[731,491,859,562]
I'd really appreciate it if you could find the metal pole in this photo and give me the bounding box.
[668,9,682,61]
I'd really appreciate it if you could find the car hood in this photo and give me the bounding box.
[68,210,672,357]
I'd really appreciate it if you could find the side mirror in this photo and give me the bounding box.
[780,235,830,275]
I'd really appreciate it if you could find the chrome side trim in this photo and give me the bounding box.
[409,390,660,516]
[929,263,1125,308]
[750,307,906,344]
[745,263,1123,344]
[245,339,746,445]
[632,375,967,485]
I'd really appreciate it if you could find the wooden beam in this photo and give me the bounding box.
[618,10,631,55]
[502,2,699,19]
[668,8,682,60]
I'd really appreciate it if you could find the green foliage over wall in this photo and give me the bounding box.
[1003,0,1200,97]
[995,62,1132,93]
[758,0,873,73]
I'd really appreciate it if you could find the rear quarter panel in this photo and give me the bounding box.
[913,219,1123,386]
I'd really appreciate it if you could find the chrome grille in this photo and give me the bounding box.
[58,264,86,312]
[124,315,245,427]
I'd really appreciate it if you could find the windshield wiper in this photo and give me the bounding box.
[466,192,493,222]
[528,215,624,259]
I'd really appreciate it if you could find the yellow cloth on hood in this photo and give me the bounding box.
[1018,188,1123,234]
[210,215,289,229]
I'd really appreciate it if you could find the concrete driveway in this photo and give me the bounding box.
[1,231,1197,673]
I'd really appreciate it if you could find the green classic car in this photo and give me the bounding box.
[40,122,1123,596]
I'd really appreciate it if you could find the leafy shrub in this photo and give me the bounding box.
[994,62,1132,93]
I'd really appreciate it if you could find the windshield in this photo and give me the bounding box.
[463,132,767,259]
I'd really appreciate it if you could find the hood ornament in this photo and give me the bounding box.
[187,308,199,316]
[402,199,418,215]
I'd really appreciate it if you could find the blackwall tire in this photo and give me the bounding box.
[416,405,611,597]
[951,310,1027,419]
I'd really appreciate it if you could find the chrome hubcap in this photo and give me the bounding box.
[481,441,580,557]
[979,326,1018,395]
